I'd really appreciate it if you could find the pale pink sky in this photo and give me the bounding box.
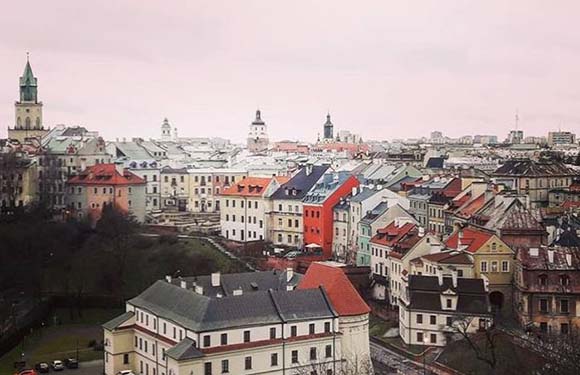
[1,1,579,142]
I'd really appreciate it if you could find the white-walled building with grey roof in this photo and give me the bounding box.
[103,269,370,375]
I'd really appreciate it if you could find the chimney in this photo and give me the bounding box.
[233,288,243,296]
[418,227,425,237]
[211,272,221,287]
[548,249,555,263]
[165,275,172,283]
[194,285,204,295]
[376,184,383,190]
[437,271,443,286]
[352,186,358,196]
[286,267,294,283]
[306,163,313,176]
[452,270,458,288]
[566,253,572,267]
[180,280,187,289]
[80,159,87,172]
[114,161,124,176]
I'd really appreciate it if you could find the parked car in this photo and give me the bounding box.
[16,370,38,375]
[117,371,136,375]
[34,363,50,373]
[65,358,78,369]
[51,360,64,371]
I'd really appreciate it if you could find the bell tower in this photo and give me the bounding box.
[8,54,48,142]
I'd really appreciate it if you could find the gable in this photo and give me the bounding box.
[478,235,514,255]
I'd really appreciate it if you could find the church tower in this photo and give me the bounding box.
[8,55,49,142]
[323,112,334,141]
[160,118,172,141]
[247,109,269,153]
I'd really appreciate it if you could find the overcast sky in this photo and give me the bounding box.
[1,1,579,143]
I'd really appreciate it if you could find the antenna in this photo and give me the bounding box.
[515,109,519,131]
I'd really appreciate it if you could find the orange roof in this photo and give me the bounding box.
[298,263,370,316]
[220,176,289,197]
[67,164,145,186]
[561,200,580,209]
[445,227,493,253]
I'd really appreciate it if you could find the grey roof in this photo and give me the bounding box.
[165,338,204,360]
[271,165,329,200]
[102,311,134,331]
[351,187,380,203]
[127,279,336,332]
[172,270,302,298]
[361,201,390,225]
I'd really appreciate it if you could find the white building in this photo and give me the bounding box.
[399,274,492,346]
[104,265,372,375]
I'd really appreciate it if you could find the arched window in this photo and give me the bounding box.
[25,117,31,129]
[35,117,41,128]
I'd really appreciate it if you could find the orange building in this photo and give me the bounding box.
[66,163,146,223]
[302,172,359,258]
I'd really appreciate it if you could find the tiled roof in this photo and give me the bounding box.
[421,250,473,265]
[67,164,145,186]
[371,222,416,247]
[517,246,580,270]
[298,262,370,316]
[165,338,204,360]
[445,227,493,253]
[220,176,287,197]
[102,311,134,331]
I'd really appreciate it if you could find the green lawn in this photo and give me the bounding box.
[369,314,393,337]
[0,308,121,375]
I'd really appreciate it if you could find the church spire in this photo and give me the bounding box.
[20,54,38,103]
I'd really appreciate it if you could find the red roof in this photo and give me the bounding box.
[371,222,416,247]
[220,176,289,197]
[561,200,580,209]
[298,262,370,316]
[456,193,486,218]
[67,164,145,186]
[445,227,493,253]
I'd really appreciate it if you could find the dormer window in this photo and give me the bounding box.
[446,298,452,308]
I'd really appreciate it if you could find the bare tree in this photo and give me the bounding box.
[519,327,580,375]
[445,315,499,371]
[291,350,374,375]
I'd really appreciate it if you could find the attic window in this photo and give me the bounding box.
[538,274,548,286]
[560,275,570,286]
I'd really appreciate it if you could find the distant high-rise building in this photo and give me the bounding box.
[507,130,524,144]
[548,131,576,146]
[247,109,269,153]
[323,112,334,140]
[8,55,49,142]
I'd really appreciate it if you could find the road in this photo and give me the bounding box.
[46,360,103,375]
[370,341,426,375]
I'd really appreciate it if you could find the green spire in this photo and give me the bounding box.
[19,54,38,102]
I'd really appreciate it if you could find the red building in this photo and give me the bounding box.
[302,171,359,258]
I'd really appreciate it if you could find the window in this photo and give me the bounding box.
[540,322,548,333]
[538,274,548,286]
[203,335,211,347]
[430,333,437,344]
[324,322,331,333]
[325,344,332,358]
[561,323,570,334]
[139,338,143,350]
[560,275,570,286]
[163,322,166,334]
[243,330,251,343]
[501,261,509,272]
[204,362,212,375]
[416,314,423,324]
[480,261,488,273]
[221,359,229,373]
[291,350,299,364]
[416,332,424,343]
[123,353,129,364]
[446,316,453,327]
[491,261,498,272]
[309,323,315,335]
[539,299,548,313]
[144,340,148,352]
[220,333,227,345]
[270,327,276,339]
[560,299,569,313]
[134,337,138,347]
[271,353,278,366]
[244,356,252,370]
[430,315,436,325]
[310,347,317,360]
[446,299,452,308]
[291,325,297,337]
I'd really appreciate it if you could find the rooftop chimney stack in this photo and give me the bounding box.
[195,285,204,295]
[452,270,458,288]
[165,275,172,283]
[548,249,555,263]
[437,270,443,286]
[566,253,572,267]
[211,272,221,287]
[286,267,294,283]
[180,280,187,289]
